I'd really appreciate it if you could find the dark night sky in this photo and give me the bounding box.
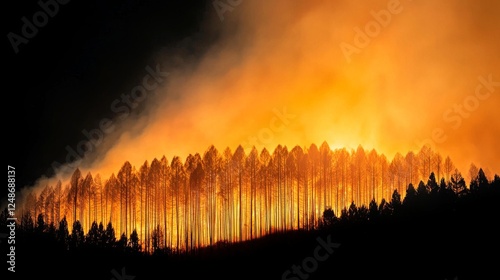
[4,0,212,197]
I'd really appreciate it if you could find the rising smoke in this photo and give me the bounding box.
[20,0,500,203]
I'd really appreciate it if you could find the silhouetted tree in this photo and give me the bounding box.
[321,207,336,228]
[339,208,349,224]
[402,183,418,217]
[81,172,94,232]
[368,199,379,222]
[418,145,433,181]
[169,156,185,250]
[347,201,369,223]
[390,189,402,214]
[415,181,429,212]
[36,213,46,234]
[233,145,246,241]
[68,168,82,225]
[70,220,85,250]
[416,181,428,198]
[247,146,261,238]
[470,168,489,194]
[357,205,369,222]
[57,216,69,249]
[129,229,141,253]
[427,172,439,195]
[118,233,127,251]
[443,156,454,181]
[403,183,417,206]
[493,175,500,189]
[97,222,105,247]
[378,198,392,217]
[86,221,100,247]
[405,151,419,187]
[437,178,456,210]
[151,224,164,253]
[117,161,133,239]
[204,145,220,246]
[433,153,443,183]
[103,222,116,248]
[54,180,63,225]
[450,169,467,197]
[390,152,405,198]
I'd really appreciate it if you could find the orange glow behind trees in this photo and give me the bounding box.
[12,0,500,255]
[19,143,469,253]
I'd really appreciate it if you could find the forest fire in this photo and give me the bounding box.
[8,0,500,259]
[16,143,475,253]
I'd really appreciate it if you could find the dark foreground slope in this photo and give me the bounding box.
[8,184,500,280]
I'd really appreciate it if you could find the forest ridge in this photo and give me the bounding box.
[12,142,497,254]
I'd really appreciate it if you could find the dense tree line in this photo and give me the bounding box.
[4,164,498,279]
[320,167,498,227]
[14,142,497,254]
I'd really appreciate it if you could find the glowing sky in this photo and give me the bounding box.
[34,0,500,189]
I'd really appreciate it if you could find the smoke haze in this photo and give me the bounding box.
[24,0,500,197]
